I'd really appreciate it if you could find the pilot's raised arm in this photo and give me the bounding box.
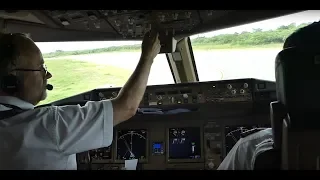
[50,30,161,155]
[217,128,273,170]
[0,30,160,169]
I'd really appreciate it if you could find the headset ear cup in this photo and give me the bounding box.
[0,74,19,94]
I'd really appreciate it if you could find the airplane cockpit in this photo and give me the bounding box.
[1,10,319,170]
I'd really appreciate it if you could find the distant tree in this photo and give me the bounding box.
[253,28,262,32]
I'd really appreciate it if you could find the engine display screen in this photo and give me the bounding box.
[116,129,147,161]
[168,127,201,159]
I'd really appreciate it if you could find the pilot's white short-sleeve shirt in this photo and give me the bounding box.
[0,96,113,170]
[218,128,274,170]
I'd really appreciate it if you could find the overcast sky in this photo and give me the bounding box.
[36,10,320,53]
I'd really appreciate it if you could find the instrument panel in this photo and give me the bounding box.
[60,78,276,170]
[90,78,276,107]
[77,122,271,170]
[89,147,112,163]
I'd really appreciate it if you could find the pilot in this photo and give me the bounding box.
[217,21,320,170]
[0,30,161,169]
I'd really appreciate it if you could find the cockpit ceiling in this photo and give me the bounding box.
[0,10,304,42]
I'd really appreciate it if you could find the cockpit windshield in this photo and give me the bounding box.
[37,42,173,105]
[36,10,319,105]
[190,10,319,82]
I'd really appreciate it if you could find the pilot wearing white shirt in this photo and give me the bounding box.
[217,128,273,170]
[217,21,320,170]
[0,30,161,170]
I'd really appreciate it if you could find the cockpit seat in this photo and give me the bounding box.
[253,101,284,170]
[254,47,320,170]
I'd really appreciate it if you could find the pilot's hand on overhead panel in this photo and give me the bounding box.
[141,29,161,62]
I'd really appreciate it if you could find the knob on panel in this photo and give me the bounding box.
[207,160,215,169]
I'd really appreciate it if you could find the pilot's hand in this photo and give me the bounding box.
[141,29,161,62]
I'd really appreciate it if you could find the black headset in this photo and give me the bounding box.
[0,34,21,94]
[0,74,20,94]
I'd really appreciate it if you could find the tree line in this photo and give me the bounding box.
[191,22,310,46]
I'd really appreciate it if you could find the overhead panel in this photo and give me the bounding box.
[42,10,116,33]
[41,10,219,39]
[0,10,302,41]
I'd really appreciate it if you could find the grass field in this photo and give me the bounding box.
[39,58,132,105]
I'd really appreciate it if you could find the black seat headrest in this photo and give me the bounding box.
[275,47,320,128]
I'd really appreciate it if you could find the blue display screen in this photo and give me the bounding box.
[152,142,164,155]
[153,143,161,149]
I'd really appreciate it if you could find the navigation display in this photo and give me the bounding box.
[116,129,148,161]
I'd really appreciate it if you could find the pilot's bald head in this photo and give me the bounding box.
[0,32,37,75]
[0,32,52,105]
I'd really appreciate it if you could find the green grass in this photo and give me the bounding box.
[43,44,141,58]
[38,58,132,105]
